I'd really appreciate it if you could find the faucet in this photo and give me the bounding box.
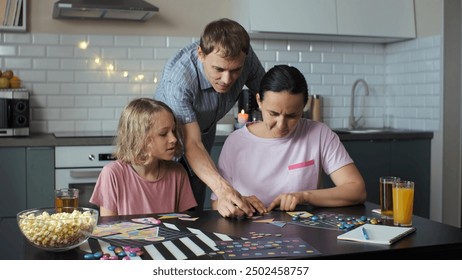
[349,78,370,129]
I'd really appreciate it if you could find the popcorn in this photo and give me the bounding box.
[18,209,97,249]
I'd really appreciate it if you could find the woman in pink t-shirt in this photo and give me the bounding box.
[90,98,197,216]
[212,65,366,214]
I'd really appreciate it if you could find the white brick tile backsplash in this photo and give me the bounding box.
[343,53,364,64]
[115,36,141,47]
[60,34,87,45]
[32,58,60,70]
[75,121,102,132]
[141,36,167,47]
[4,58,32,69]
[265,40,288,51]
[322,53,343,63]
[88,83,115,95]
[141,59,167,71]
[32,83,60,95]
[61,108,88,120]
[46,71,74,82]
[88,108,115,119]
[75,96,102,107]
[102,96,129,108]
[18,70,46,82]
[46,46,74,58]
[60,83,88,95]
[48,121,75,132]
[115,83,141,95]
[18,45,46,57]
[48,96,75,107]
[3,33,31,44]
[128,48,154,59]
[87,35,114,46]
[101,47,127,58]
[2,32,440,133]
[155,47,181,59]
[0,45,16,56]
[32,34,59,45]
[276,51,299,62]
[287,41,311,51]
[166,37,194,48]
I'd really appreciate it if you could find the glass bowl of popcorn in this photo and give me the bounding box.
[17,207,99,252]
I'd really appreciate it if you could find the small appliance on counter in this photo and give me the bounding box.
[0,89,29,137]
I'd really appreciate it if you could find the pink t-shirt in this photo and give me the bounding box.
[213,119,353,206]
[90,160,197,215]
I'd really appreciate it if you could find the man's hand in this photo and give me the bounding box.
[215,182,254,218]
[242,195,267,215]
[267,192,304,212]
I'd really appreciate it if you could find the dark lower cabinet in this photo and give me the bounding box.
[0,148,27,217]
[26,147,55,208]
[340,139,431,218]
[0,147,54,217]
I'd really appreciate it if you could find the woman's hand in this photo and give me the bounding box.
[267,192,304,212]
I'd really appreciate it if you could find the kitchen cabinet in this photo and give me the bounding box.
[0,0,27,32]
[337,0,415,39]
[248,0,337,36]
[0,147,26,217]
[26,147,55,208]
[323,138,431,218]
[0,146,54,217]
[232,0,415,43]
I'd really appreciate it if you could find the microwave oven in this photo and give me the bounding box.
[0,90,29,137]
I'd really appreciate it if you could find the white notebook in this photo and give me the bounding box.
[337,224,416,245]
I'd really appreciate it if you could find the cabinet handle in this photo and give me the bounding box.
[70,170,101,179]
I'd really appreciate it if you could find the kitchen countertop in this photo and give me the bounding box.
[0,129,433,148]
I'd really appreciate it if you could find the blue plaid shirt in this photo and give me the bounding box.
[155,41,265,152]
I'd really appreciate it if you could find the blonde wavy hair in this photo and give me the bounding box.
[114,98,183,165]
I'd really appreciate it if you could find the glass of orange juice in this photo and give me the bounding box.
[392,180,414,226]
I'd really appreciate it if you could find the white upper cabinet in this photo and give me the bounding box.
[337,0,416,39]
[231,0,416,43]
[248,0,337,35]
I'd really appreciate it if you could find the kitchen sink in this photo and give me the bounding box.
[333,128,392,134]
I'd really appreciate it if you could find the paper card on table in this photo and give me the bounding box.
[287,211,312,218]
[132,217,161,225]
[91,222,151,237]
[253,218,275,223]
[337,224,416,245]
[106,227,160,240]
[158,213,191,219]
[179,217,199,221]
[270,221,287,228]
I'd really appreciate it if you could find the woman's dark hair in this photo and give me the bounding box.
[259,65,309,105]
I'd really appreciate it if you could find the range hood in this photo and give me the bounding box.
[52,0,159,21]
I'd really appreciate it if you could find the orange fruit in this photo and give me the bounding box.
[9,76,21,88]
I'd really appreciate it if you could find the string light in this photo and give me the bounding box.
[78,41,89,50]
[77,41,156,84]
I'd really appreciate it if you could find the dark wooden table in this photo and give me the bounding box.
[2,202,462,260]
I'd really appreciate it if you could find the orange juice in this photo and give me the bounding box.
[392,182,414,226]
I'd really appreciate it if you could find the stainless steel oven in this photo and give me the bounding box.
[55,145,116,208]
